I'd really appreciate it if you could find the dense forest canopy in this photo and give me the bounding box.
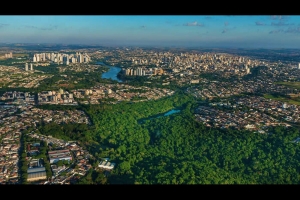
[38,91,300,184]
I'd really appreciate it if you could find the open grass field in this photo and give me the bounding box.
[275,81,300,90]
[263,93,300,105]
[13,53,29,57]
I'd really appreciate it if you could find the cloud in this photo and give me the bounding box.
[269,15,291,26]
[284,27,300,34]
[24,25,58,31]
[40,27,54,30]
[270,15,289,20]
[269,27,300,34]
[270,15,281,20]
[269,29,283,34]
[255,21,266,26]
[271,21,294,26]
[25,25,38,29]
[221,26,236,34]
[183,21,203,26]
[0,23,9,28]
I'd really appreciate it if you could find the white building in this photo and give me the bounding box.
[48,149,72,164]
[98,160,115,170]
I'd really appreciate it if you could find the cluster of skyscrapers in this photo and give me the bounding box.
[25,63,33,71]
[5,52,12,58]
[123,67,164,76]
[32,52,91,65]
[38,88,76,105]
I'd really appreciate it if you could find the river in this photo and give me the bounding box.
[96,62,123,82]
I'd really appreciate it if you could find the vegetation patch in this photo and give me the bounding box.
[275,81,300,90]
[263,93,300,105]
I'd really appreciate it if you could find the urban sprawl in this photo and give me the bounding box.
[1,47,300,184]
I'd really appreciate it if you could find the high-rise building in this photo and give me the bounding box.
[5,52,12,58]
[125,68,131,75]
[30,63,33,71]
[137,68,142,76]
[77,54,83,63]
[246,68,250,74]
[25,63,28,71]
[51,53,55,61]
[71,57,76,63]
[63,55,69,65]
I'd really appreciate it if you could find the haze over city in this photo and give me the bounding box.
[0,15,300,48]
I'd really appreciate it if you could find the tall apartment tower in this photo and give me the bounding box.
[5,52,12,58]
[63,55,69,65]
[51,53,55,61]
[246,67,250,74]
[77,54,83,63]
[25,63,28,71]
[36,54,40,62]
[298,63,300,69]
[30,63,33,71]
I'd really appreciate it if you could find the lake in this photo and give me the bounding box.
[163,109,181,116]
[96,62,123,82]
[138,109,181,124]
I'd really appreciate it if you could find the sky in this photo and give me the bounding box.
[0,15,300,48]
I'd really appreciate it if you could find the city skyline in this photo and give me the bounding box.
[1,15,300,48]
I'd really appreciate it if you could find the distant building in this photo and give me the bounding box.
[190,79,200,84]
[48,149,72,164]
[282,103,288,109]
[5,52,12,58]
[154,68,164,75]
[63,55,69,65]
[27,167,47,182]
[98,160,115,170]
